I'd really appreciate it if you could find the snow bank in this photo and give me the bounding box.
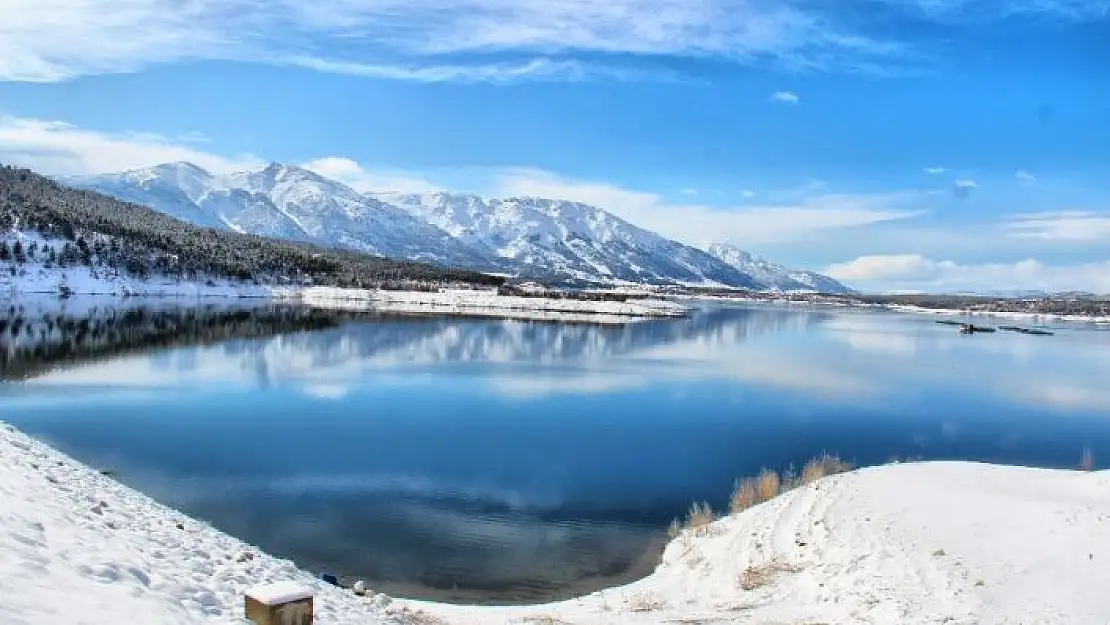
[5,419,1109,625]
[269,287,688,322]
[2,256,688,322]
[409,462,1110,625]
[0,424,449,625]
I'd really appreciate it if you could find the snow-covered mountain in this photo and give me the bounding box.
[378,192,759,287]
[79,162,841,290]
[80,163,496,269]
[704,243,853,294]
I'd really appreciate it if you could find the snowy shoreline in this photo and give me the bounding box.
[2,262,688,323]
[3,422,1108,625]
[886,304,1110,325]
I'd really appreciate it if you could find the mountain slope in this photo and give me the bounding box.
[705,243,853,294]
[81,163,496,270]
[379,192,760,288]
[1,165,502,290]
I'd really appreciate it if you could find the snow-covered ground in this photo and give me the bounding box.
[409,461,1110,625]
[3,421,1108,625]
[271,287,687,322]
[889,304,1110,325]
[2,259,688,322]
[0,424,452,625]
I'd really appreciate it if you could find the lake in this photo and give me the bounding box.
[2,298,1110,604]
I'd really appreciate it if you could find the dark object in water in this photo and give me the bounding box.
[958,323,996,334]
[999,325,1054,336]
[935,319,963,326]
[320,573,340,587]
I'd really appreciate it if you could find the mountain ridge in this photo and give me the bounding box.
[78,162,849,292]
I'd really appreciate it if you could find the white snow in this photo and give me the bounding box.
[409,462,1110,625]
[704,242,852,294]
[268,287,688,322]
[246,582,314,606]
[0,424,441,625]
[3,420,1108,625]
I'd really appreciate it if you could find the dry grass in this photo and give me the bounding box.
[392,607,450,625]
[729,454,853,515]
[625,593,666,612]
[519,616,573,625]
[737,561,803,591]
[801,453,854,485]
[1081,446,1096,472]
[668,501,718,538]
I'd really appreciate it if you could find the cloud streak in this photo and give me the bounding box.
[3,0,1104,83]
[1005,211,1110,241]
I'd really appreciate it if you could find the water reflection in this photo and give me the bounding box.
[3,299,1110,604]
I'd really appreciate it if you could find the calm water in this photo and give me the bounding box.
[3,298,1110,603]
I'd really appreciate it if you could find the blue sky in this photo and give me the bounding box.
[1,0,1108,292]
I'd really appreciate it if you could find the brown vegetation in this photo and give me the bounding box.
[738,561,803,591]
[671,454,854,537]
[730,454,852,515]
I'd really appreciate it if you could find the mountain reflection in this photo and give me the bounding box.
[7,299,831,392]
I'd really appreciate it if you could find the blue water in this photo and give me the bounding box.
[3,302,1110,603]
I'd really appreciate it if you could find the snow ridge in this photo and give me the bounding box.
[380,192,760,288]
[704,242,853,294]
[81,163,494,270]
[78,163,844,291]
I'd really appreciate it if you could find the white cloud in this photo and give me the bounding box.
[493,168,920,246]
[923,167,949,174]
[1005,211,1110,241]
[0,0,907,83]
[825,254,1110,293]
[770,91,800,104]
[285,56,672,83]
[3,0,1104,83]
[302,157,442,194]
[1015,170,1037,186]
[741,189,757,198]
[0,115,261,175]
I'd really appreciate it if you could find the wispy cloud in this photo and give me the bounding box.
[770,91,800,104]
[1015,170,1037,186]
[0,0,909,83]
[0,114,261,175]
[883,0,1110,22]
[1005,211,1110,241]
[924,167,949,174]
[4,0,1106,84]
[825,253,1110,293]
[284,56,677,83]
[493,168,921,246]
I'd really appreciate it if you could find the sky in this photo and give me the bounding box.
[0,0,1108,293]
